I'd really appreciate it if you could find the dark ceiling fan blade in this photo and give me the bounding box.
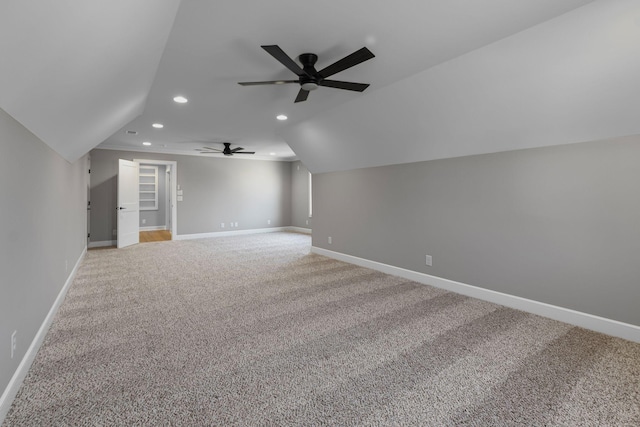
[230,147,244,153]
[238,80,298,86]
[295,88,310,103]
[261,45,309,77]
[197,147,223,152]
[319,80,370,92]
[233,151,255,154]
[318,47,375,78]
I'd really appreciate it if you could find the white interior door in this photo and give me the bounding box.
[166,166,172,233]
[117,159,139,248]
[87,155,91,246]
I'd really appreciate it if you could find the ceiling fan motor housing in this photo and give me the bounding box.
[299,53,321,90]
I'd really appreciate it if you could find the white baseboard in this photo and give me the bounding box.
[93,227,309,245]
[0,248,87,423]
[176,227,312,240]
[88,240,116,248]
[286,226,312,234]
[176,227,289,240]
[311,246,640,343]
[140,226,167,231]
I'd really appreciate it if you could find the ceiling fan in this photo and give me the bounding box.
[196,142,255,156]
[238,45,375,103]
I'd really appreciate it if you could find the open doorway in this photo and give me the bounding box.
[140,229,172,242]
[134,159,178,242]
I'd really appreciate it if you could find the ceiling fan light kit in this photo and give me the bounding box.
[238,45,375,103]
[301,82,319,91]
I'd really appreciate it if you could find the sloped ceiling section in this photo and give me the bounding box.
[0,0,181,163]
[281,0,640,174]
[95,0,592,159]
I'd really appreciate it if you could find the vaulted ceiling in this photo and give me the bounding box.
[2,1,639,173]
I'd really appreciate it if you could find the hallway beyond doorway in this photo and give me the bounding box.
[140,230,171,243]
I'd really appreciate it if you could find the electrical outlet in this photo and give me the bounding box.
[142,219,146,224]
[328,236,332,244]
[267,219,271,225]
[112,229,117,236]
[425,255,432,266]
[235,222,238,227]
[306,220,309,225]
[220,223,225,228]
[11,331,17,359]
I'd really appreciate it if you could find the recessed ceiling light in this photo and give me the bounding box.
[142,142,152,146]
[152,123,164,128]
[173,95,188,103]
[270,152,276,156]
[276,114,288,121]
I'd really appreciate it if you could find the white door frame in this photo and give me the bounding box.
[134,159,178,239]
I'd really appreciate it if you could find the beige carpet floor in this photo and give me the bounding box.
[4,232,640,426]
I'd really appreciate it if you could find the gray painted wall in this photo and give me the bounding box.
[0,108,88,399]
[312,136,640,326]
[139,164,167,228]
[90,149,292,241]
[290,161,312,229]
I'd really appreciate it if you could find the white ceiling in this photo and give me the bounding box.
[4,1,638,172]
[0,0,180,162]
[284,0,640,172]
